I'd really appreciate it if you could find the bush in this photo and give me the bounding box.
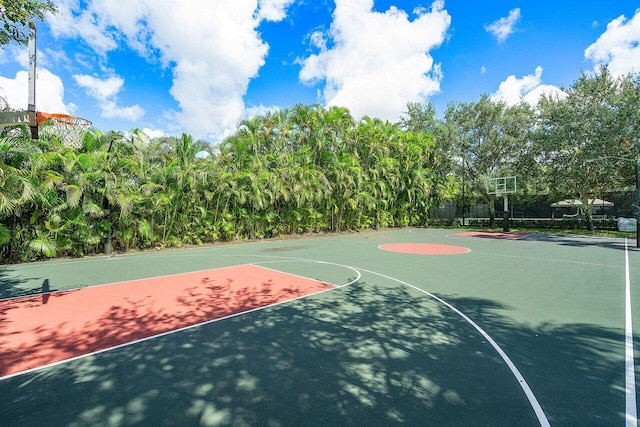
[466,218,619,231]
[427,218,459,227]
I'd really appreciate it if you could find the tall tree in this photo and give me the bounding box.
[535,67,637,230]
[400,102,457,207]
[446,95,534,226]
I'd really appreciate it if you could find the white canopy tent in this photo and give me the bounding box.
[550,199,614,219]
[550,199,614,208]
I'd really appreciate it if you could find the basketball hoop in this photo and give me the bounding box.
[0,26,93,145]
[486,176,517,232]
[486,176,517,196]
[37,112,92,148]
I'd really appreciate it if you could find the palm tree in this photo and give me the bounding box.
[0,136,39,260]
[0,136,37,217]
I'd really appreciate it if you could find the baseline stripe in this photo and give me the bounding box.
[625,238,638,427]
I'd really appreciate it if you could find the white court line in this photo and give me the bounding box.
[625,238,638,427]
[252,260,361,288]
[251,254,551,426]
[356,267,551,427]
[2,253,550,426]
[234,254,550,425]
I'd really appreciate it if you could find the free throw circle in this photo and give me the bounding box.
[379,243,470,255]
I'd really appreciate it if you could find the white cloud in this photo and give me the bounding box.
[0,68,72,114]
[309,30,327,51]
[584,9,640,76]
[47,0,292,141]
[485,8,521,44]
[244,104,281,119]
[0,45,27,66]
[144,1,271,140]
[522,83,565,105]
[73,75,123,101]
[298,0,450,122]
[74,74,145,120]
[257,0,296,22]
[142,128,167,139]
[101,101,145,120]
[46,0,119,56]
[491,66,564,106]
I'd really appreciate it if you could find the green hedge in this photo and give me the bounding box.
[427,218,460,227]
[468,218,620,231]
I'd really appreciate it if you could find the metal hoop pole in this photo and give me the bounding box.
[28,22,38,139]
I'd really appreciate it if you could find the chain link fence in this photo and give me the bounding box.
[429,190,635,229]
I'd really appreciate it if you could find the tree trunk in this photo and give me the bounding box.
[585,207,594,231]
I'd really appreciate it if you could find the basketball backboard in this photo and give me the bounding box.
[486,176,517,196]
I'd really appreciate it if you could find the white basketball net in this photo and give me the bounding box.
[40,115,92,148]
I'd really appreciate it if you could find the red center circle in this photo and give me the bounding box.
[379,243,470,255]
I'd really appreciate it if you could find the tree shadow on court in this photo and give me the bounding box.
[0,275,328,378]
[523,233,629,251]
[448,296,627,425]
[0,267,41,299]
[0,281,629,426]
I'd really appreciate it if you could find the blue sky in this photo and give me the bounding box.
[0,1,639,142]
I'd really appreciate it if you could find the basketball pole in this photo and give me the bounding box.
[503,193,510,232]
[27,22,38,139]
[635,159,639,248]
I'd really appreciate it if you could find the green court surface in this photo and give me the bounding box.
[0,228,638,426]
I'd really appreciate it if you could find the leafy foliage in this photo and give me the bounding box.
[536,67,640,230]
[444,95,535,226]
[1,68,639,262]
[0,105,445,262]
[0,0,56,46]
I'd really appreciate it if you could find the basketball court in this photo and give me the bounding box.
[1,227,637,426]
[1,16,637,427]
